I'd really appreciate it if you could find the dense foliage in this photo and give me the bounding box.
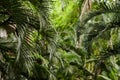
[0,0,120,80]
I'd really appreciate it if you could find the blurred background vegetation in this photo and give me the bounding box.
[0,0,120,80]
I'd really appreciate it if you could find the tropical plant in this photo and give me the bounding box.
[0,0,53,80]
[76,0,120,79]
[1,0,120,80]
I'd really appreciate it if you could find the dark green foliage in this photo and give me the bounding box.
[1,0,120,80]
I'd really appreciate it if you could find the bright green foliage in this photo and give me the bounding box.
[50,0,81,28]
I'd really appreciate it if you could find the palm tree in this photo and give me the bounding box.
[77,0,120,79]
[0,0,54,80]
[1,0,120,80]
